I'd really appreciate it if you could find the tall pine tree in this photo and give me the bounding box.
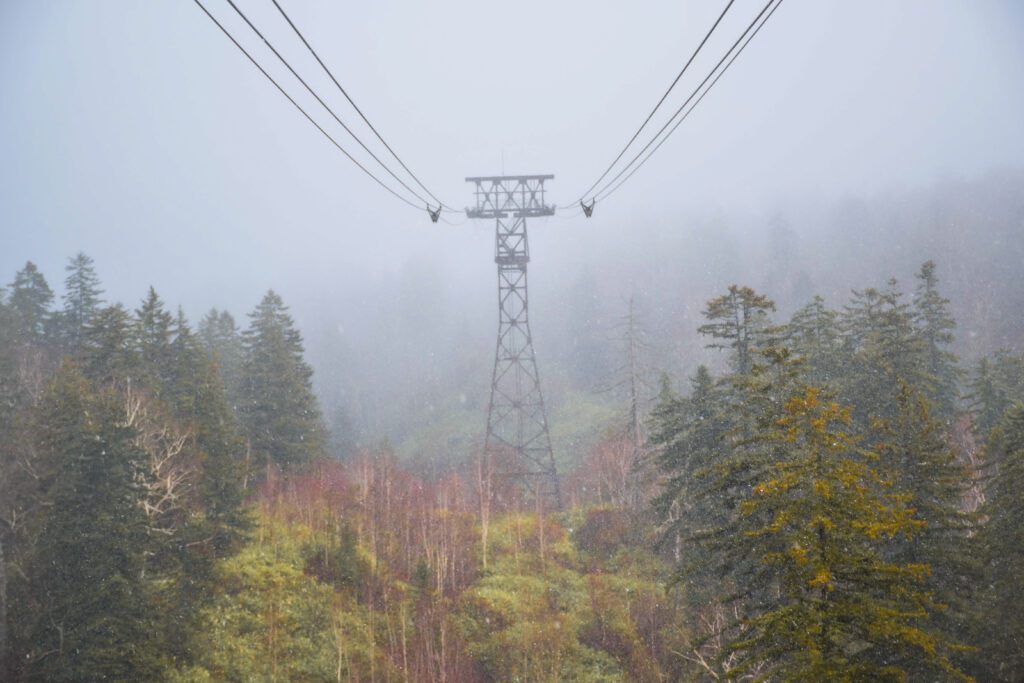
[135,286,175,393]
[977,403,1024,681]
[80,304,138,388]
[8,262,54,345]
[198,308,245,410]
[912,261,960,421]
[725,387,968,681]
[698,285,776,375]
[24,365,160,682]
[241,291,327,469]
[168,308,249,552]
[967,350,1024,442]
[839,279,931,427]
[785,295,846,391]
[60,252,103,354]
[875,384,977,677]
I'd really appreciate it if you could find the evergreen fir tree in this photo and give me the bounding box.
[785,295,845,390]
[0,292,23,427]
[241,290,327,469]
[651,367,724,535]
[168,308,249,553]
[8,262,54,344]
[967,351,1024,442]
[967,358,1003,441]
[61,252,103,354]
[658,290,794,608]
[135,286,175,393]
[649,366,731,609]
[839,279,931,427]
[725,386,968,681]
[25,365,160,682]
[912,261,960,421]
[80,304,138,388]
[691,347,804,595]
[198,308,245,409]
[150,312,248,666]
[0,290,57,680]
[0,293,15,678]
[876,384,978,676]
[839,286,884,353]
[698,285,776,375]
[977,403,1024,681]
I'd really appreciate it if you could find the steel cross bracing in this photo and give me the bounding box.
[466,175,561,506]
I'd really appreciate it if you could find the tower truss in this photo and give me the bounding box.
[466,175,561,506]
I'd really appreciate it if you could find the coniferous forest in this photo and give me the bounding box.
[3,3,1024,680]
[1,250,1023,682]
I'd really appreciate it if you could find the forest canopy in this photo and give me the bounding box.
[1,251,1022,681]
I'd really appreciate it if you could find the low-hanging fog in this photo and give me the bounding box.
[2,0,1023,466]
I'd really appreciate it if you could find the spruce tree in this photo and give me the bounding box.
[839,280,930,427]
[25,365,160,682]
[60,252,103,354]
[977,403,1024,681]
[168,309,249,552]
[912,261,960,421]
[0,292,23,427]
[80,304,138,388]
[967,358,1003,441]
[698,285,776,375]
[198,308,245,409]
[876,385,977,676]
[659,290,792,606]
[8,262,54,344]
[135,286,175,393]
[140,309,248,665]
[785,295,846,390]
[724,387,967,681]
[967,351,1024,442]
[651,367,724,533]
[649,366,731,609]
[241,290,327,469]
[0,294,15,677]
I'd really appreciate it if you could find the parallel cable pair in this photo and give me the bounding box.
[193,0,453,216]
[595,0,784,205]
[566,0,784,214]
[194,0,784,218]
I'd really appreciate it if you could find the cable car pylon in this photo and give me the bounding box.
[466,175,561,508]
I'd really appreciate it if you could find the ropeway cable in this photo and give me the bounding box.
[595,0,784,205]
[562,0,737,209]
[223,0,433,209]
[192,0,423,210]
[586,0,780,204]
[270,0,458,213]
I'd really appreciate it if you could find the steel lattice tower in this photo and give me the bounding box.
[466,175,561,507]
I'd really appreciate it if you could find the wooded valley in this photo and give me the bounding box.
[1,251,1022,681]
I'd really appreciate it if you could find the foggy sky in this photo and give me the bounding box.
[1,0,1023,326]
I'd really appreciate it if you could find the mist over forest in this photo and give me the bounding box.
[2,0,1024,681]
[303,169,1024,467]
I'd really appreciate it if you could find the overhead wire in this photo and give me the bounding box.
[221,0,434,209]
[440,214,467,226]
[191,0,421,210]
[562,0,736,209]
[270,0,457,213]
[596,0,784,204]
[195,0,782,218]
[587,0,779,204]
